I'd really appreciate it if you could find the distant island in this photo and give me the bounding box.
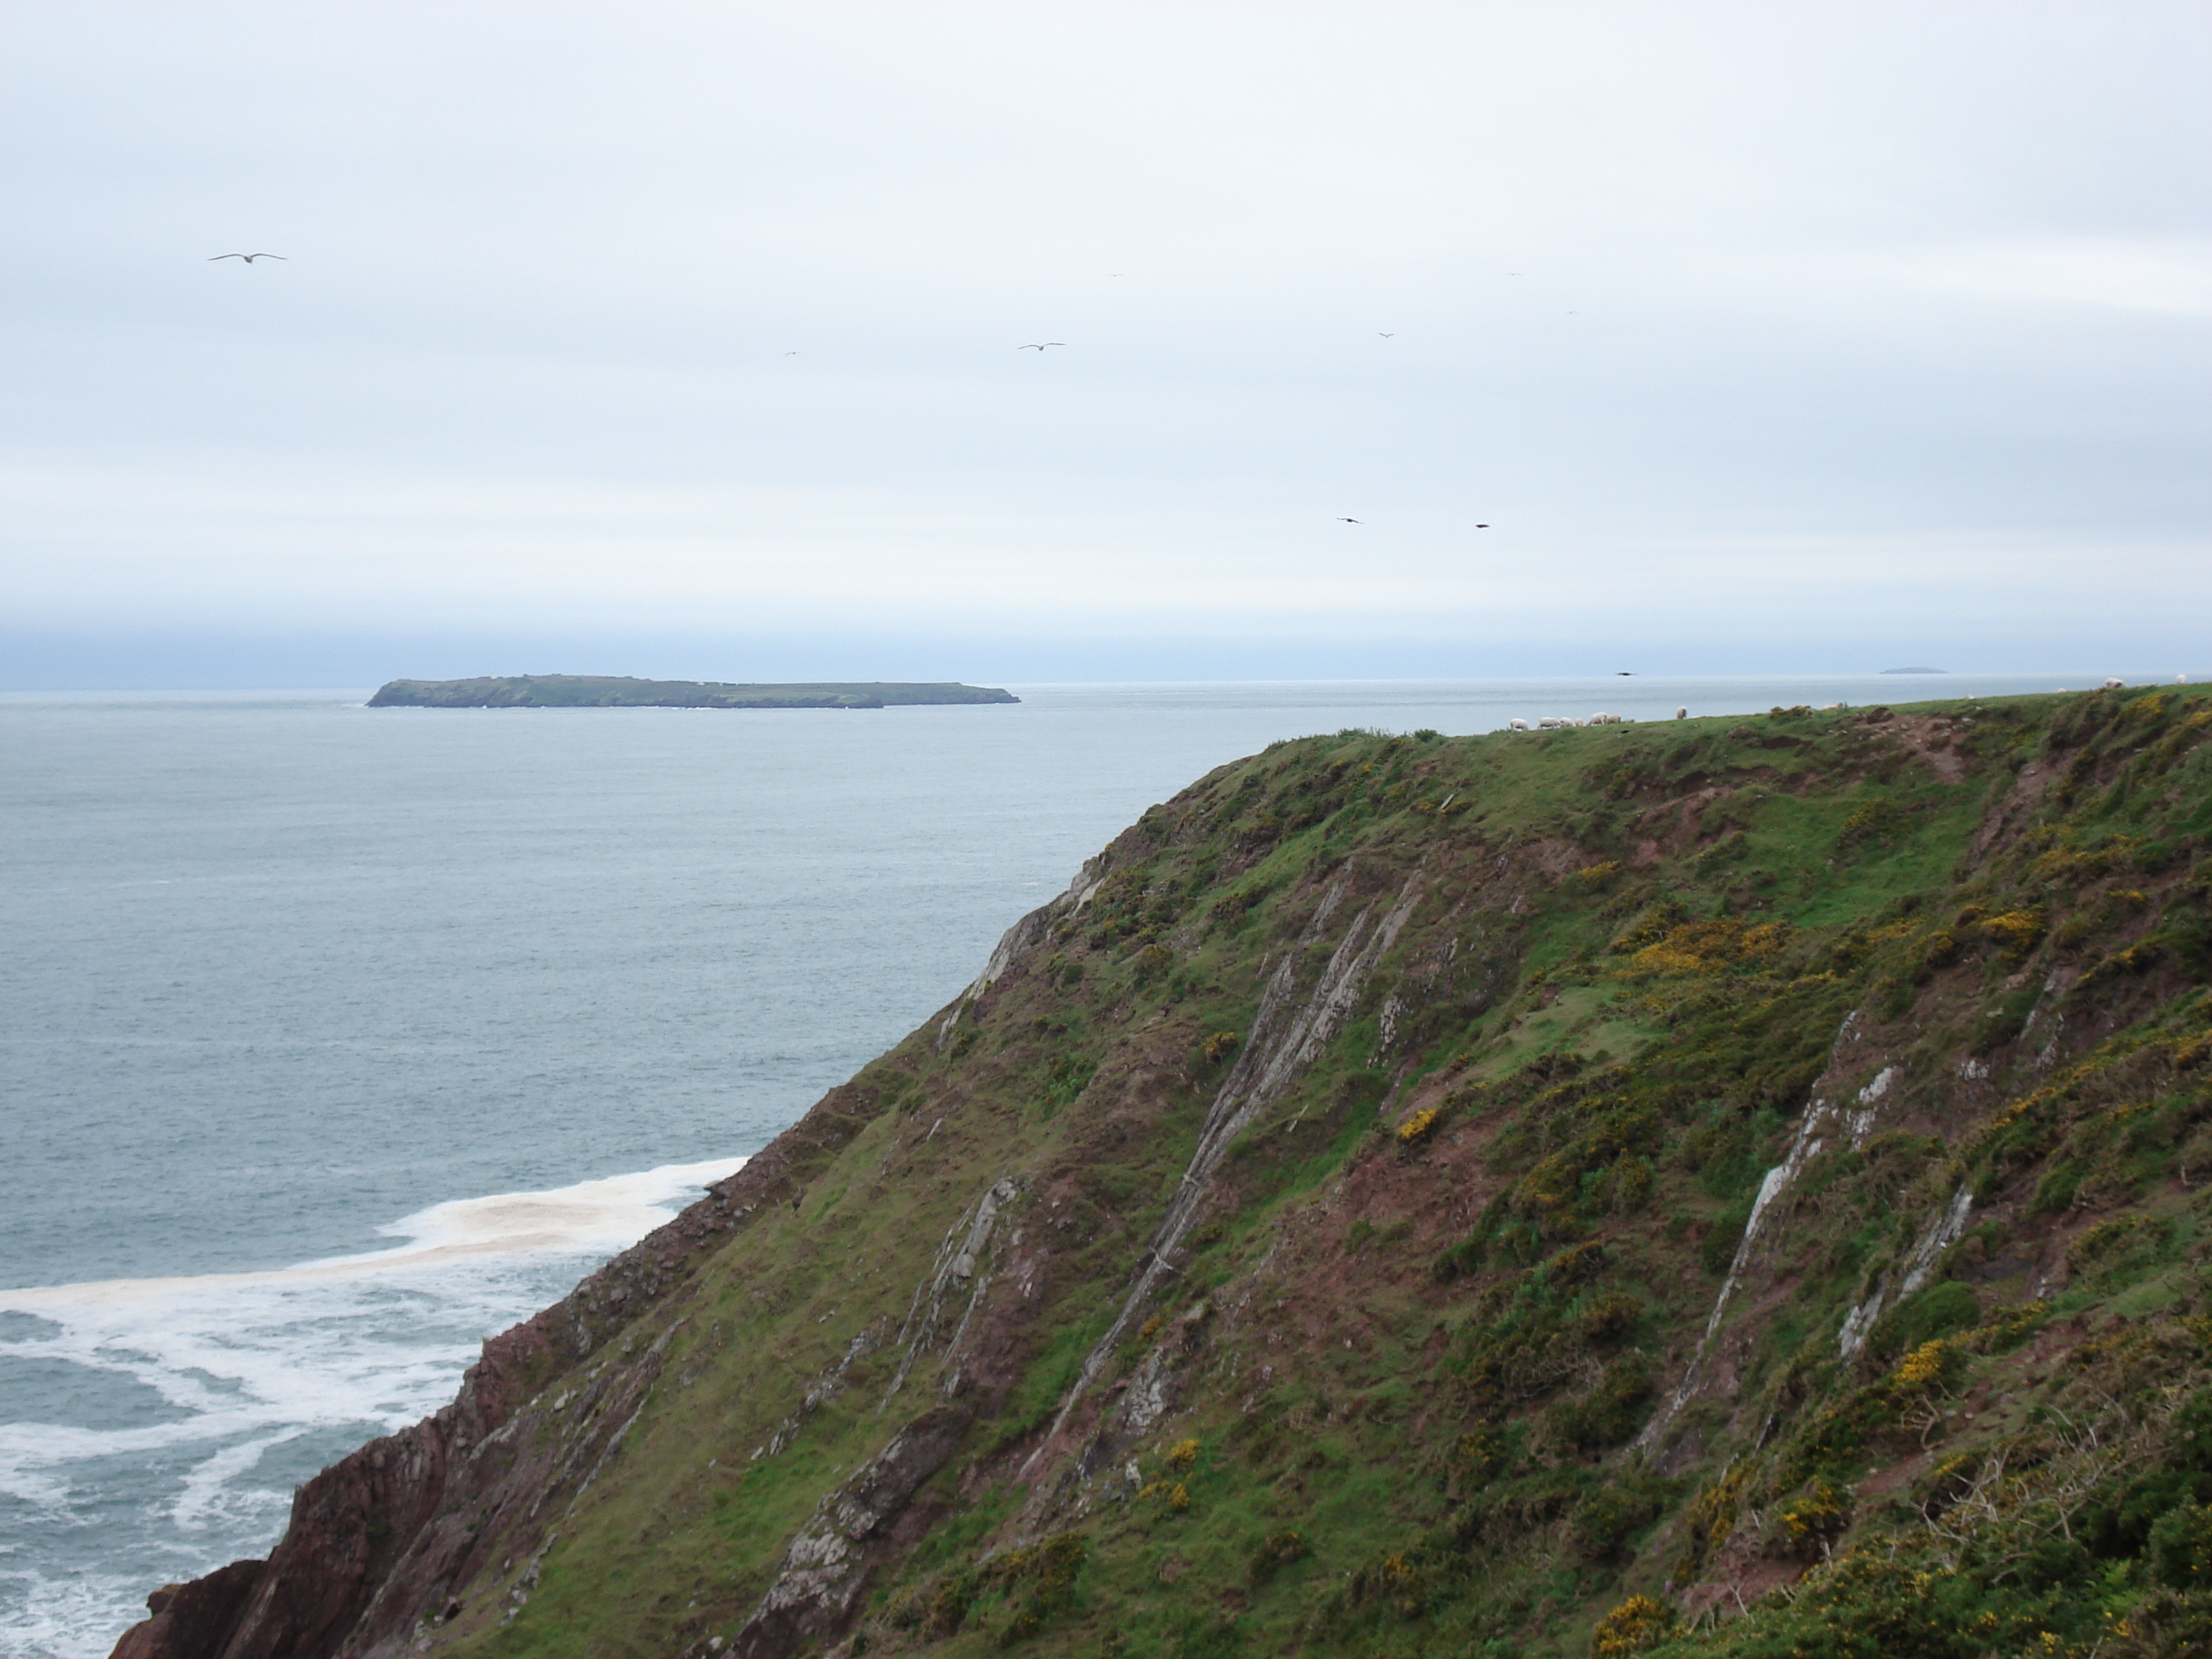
[1879,666,1945,675]
[367,675,1019,709]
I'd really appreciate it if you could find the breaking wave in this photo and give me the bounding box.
[0,1157,743,1659]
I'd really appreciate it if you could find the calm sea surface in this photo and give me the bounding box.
[0,673,2141,1654]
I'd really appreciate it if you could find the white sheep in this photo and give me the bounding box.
[1675,707,1687,720]
[2104,677,2126,689]
[1508,718,1529,731]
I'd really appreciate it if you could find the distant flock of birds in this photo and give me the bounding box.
[208,251,1500,531]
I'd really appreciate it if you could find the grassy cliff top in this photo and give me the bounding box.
[128,687,2212,1659]
[366,676,1020,709]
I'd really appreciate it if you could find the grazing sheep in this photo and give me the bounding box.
[2104,677,2126,689]
[1675,707,1687,720]
[1508,718,1529,731]
[1537,716,1565,728]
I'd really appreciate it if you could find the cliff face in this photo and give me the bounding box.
[113,690,2212,1659]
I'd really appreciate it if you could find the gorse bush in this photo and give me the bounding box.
[1396,1105,1442,1145]
[1591,1595,1678,1657]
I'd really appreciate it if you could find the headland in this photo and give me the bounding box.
[112,686,2212,1659]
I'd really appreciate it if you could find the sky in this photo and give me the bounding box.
[2,1,2207,687]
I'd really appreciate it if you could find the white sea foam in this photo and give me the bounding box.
[2,1157,746,1306]
[0,1573,163,1659]
[170,1434,302,1532]
[0,1157,743,1659]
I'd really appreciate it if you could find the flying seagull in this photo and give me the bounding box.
[1337,517,1361,523]
[208,253,285,263]
[1378,332,1394,338]
[1476,524,1490,529]
[1018,342,1066,351]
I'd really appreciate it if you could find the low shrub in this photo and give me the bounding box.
[1397,1105,1442,1146]
[1246,1529,1311,1585]
[1569,1470,1672,1562]
[1589,1595,1677,1657]
[1550,1357,1656,1450]
[1770,1478,1853,1559]
[1866,1282,1981,1362]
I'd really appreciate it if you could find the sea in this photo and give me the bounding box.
[0,672,2172,1657]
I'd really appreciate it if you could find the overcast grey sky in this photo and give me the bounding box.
[3,1,2207,685]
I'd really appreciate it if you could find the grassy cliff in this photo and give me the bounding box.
[122,688,2212,1659]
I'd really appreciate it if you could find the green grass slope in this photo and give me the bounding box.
[148,688,2212,1659]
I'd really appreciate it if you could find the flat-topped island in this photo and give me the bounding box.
[366,675,1019,709]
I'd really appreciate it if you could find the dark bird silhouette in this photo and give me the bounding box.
[1018,342,1066,351]
[208,253,285,263]
[1378,332,1394,338]
[1476,524,1490,529]
[1337,517,1361,524]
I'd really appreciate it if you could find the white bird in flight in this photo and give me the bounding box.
[208,253,285,263]
[1018,342,1065,351]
